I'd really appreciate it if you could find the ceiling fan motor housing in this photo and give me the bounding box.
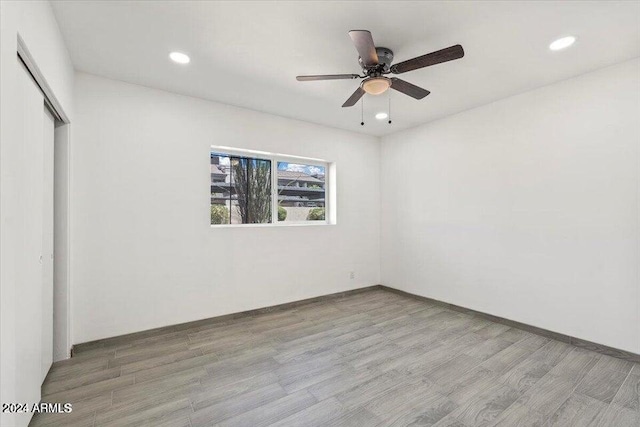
[359,47,394,73]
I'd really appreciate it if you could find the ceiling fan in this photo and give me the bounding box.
[296,30,464,108]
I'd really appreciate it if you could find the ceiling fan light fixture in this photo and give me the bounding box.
[361,77,391,95]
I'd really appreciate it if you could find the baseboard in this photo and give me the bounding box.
[380,285,640,364]
[72,285,383,354]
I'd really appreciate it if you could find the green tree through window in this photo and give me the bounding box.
[231,157,271,224]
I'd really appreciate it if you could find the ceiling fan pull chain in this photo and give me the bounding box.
[361,97,364,126]
[388,91,392,124]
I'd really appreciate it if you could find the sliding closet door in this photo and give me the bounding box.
[16,59,45,417]
[42,107,55,381]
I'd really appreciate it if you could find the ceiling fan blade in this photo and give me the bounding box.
[342,87,366,107]
[296,74,361,81]
[348,30,379,67]
[390,78,430,99]
[391,45,464,74]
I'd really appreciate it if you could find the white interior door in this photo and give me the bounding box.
[42,106,55,381]
[16,59,45,420]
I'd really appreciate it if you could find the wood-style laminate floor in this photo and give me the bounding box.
[32,289,640,427]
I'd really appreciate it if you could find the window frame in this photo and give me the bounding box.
[210,146,333,227]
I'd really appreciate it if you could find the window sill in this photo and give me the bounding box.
[210,221,334,229]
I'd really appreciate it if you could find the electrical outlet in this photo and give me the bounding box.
[349,271,355,280]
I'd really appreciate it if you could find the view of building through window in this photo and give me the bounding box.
[210,151,327,225]
[277,162,325,221]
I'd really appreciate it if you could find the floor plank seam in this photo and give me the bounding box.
[601,367,634,421]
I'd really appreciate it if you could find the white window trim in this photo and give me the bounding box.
[210,146,335,227]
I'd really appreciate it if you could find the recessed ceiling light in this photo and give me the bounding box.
[169,52,190,64]
[549,36,576,51]
[375,112,388,120]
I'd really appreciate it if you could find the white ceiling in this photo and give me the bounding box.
[51,1,640,136]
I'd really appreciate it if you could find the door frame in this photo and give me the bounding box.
[17,34,69,123]
[18,34,72,361]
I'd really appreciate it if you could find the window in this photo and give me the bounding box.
[210,147,331,226]
[210,152,272,224]
[277,162,325,222]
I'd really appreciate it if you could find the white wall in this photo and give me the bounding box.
[381,58,640,354]
[71,73,381,344]
[0,2,74,426]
